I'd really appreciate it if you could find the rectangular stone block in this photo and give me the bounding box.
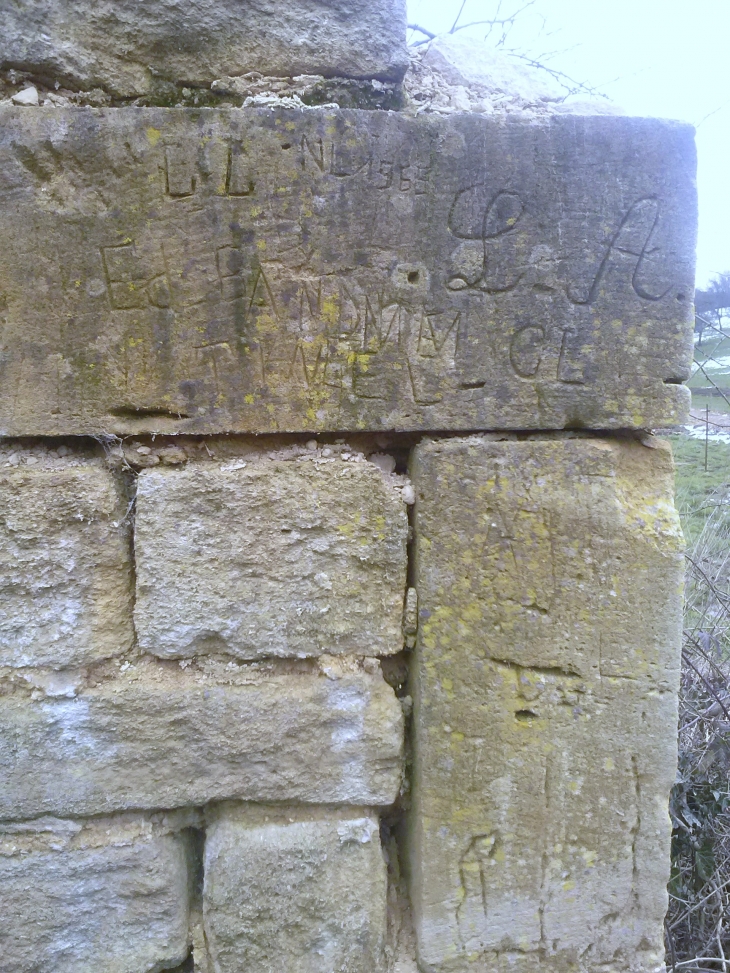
[0,0,408,98]
[0,455,133,668]
[0,661,403,819]
[408,436,684,972]
[134,454,408,659]
[0,815,190,973]
[0,107,695,435]
[203,807,388,973]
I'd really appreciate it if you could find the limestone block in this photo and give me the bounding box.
[0,460,133,668]
[408,436,684,973]
[134,456,408,659]
[203,808,388,973]
[0,816,190,973]
[0,661,403,819]
[0,107,695,435]
[0,0,408,98]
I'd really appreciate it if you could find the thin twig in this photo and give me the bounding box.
[449,0,468,33]
[407,23,436,39]
[681,653,730,723]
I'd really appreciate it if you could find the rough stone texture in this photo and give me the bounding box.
[204,807,388,973]
[408,436,684,973]
[0,461,133,669]
[134,455,408,659]
[0,661,403,820]
[420,34,564,106]
[0,815,191,973]
[0,0,409,98]
[0,107,695,435]
[405,36,625,118]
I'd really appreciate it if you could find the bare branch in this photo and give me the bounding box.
[501,50,608,97]
[452,1,537,36]
[407,23,436,40]
[449,0,468,34]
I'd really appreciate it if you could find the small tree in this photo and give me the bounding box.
[696,273,730,344]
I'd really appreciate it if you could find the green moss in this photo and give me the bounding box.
[129,82,240,109]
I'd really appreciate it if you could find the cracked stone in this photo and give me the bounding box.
[0,0,408,98]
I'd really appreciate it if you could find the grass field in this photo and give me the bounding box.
[666,433,730,542]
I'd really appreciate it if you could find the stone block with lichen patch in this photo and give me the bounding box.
[133,454,408,659]
[203,807,388,973]
[0,459,133,669]
[0,661,403,820]
[0,815,191,973]
[408,435,684,973]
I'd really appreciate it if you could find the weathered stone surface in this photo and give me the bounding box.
[134,455,408,659]
[0,0,408,98]
[0,661,403,819]
[0,459,133,668]
[0,107,695,435]
[408,436,684,972]
[0,815,190,973]
[204,807,388,973]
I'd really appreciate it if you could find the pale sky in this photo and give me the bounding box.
[407,0,729,289]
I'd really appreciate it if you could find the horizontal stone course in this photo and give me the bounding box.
[0,107,695,435]
[0,0,409,97]
[0,662,403,820]
[204,807,388,973]
[408,435,684,973]
[0,461,133,669]
[0,816,191,973]
[134,455,408,659]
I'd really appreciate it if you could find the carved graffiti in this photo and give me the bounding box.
[509,324,546,379]
[100,243,171,310]
[447,188,525,293]
[164,141,256,198]
[444,188,673,307]
[94,136,680,417]
[456,834,500,944]
[567,196,671,305]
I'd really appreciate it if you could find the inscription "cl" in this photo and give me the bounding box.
[509,324,546,378]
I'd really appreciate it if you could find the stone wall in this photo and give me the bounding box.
[0,4,696,972]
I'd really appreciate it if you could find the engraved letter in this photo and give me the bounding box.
[567,196,671,305]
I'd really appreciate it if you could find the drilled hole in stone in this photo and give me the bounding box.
[514,709,539,723]
[407,270,419,284]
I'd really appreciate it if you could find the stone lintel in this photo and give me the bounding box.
[0,107,695,435]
